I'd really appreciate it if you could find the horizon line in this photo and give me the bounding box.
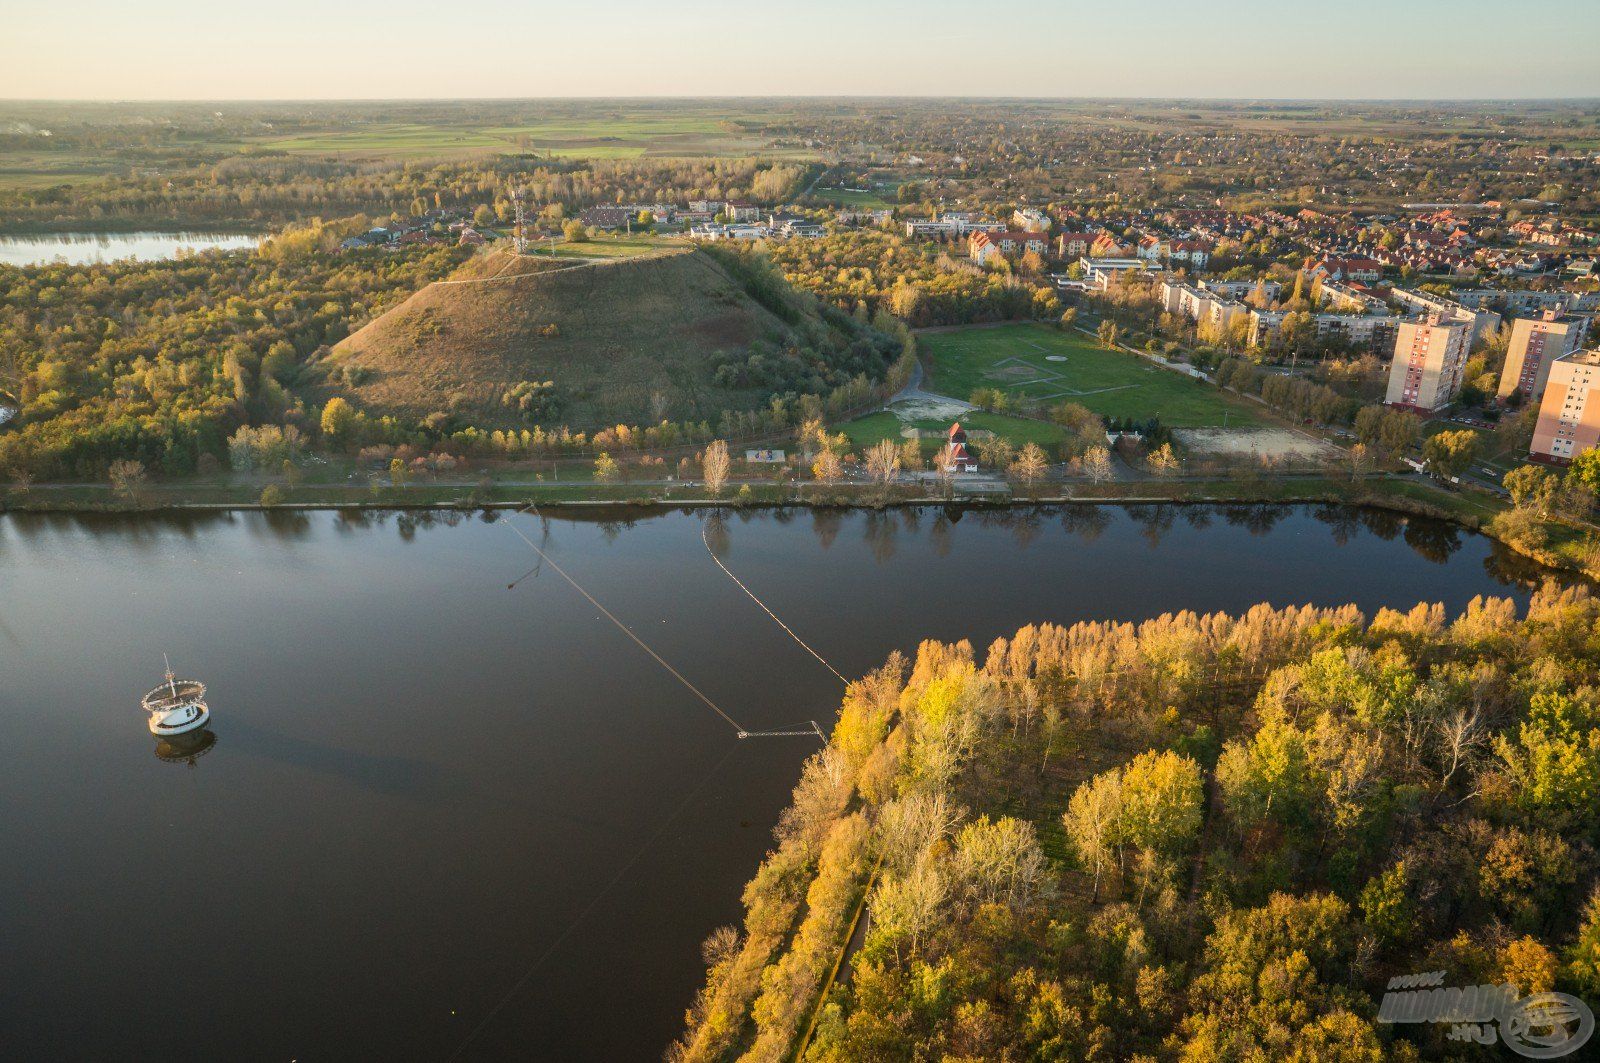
[4,94,1598,105]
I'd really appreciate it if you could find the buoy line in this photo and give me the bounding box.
[508,506,828,740]
[700,520,849,686]
[505,515,747,735]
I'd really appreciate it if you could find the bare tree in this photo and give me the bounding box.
[1063,771,1122,902]
[1147,443,1180,478]
[865,438,901,485]
[1010,442,1048,489]
[975,437,1014,470]
[933,444,956,497]
[797,417,825,458]
[1433,705,1486,790]
[108,459,148,502]
[702,440,730,497]
[1349,442,1372,481]
[1084,446,1114,484]
[871,856,947,957]
[898,437,924,474]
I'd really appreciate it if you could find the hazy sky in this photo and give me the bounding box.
[5,0,1597,100]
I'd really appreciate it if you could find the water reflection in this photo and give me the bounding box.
[0,503,1539,586]
[154,729,217,767]
[223,718,449,801]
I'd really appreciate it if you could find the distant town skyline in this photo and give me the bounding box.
[4,0,1598,101]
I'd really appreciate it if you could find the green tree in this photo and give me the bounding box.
[1504,464,1559,515]
[1568,449,1600,495]
[1217,708,1315,832]
[1118,749,1204,858]
[1422,429,1480,480]
[1358,861,1413,945]
[1493,690,1600,833]
[320,397,357,446]
[1097,319,1121,349]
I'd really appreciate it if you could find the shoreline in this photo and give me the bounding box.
[6,475,1589,582]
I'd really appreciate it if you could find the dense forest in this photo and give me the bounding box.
[677,582,1600,1061]
[765,231,1058,327]
[0,231,470,479]
[0,233,911,481]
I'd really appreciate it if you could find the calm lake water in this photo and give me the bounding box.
[0,231,261,266]
[0,504,1550,1061]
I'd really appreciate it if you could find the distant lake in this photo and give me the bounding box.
[0,504,1556,1060]
[0,231,262,267]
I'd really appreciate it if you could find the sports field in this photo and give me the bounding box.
[835,409,1065,452]
[921,323,1261,428]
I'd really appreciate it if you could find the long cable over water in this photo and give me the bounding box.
[700,520,849,686]
[504,516,748,735]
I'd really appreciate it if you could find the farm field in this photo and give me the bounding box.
[921,323,1263,428]
[263,113,796,159]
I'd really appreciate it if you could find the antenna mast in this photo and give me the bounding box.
[511,188,529,256]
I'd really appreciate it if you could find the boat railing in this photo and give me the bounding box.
[141,680,207,712]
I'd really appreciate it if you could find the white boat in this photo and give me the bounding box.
[141,656,210,737]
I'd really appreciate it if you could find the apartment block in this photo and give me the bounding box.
[1530,349,1600,463]
[1497,310,1592,401]
[1385,313,1472,412]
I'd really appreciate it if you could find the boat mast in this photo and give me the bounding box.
[164,653,176,697]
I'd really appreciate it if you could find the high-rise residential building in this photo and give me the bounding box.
[1384,313,1472,412]
[1497,309,1592,401]
[1530,348,1600,463]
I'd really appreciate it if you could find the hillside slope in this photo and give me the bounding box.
[326,247,804,429]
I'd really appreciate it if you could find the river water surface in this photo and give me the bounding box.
[0,504,1548,1060]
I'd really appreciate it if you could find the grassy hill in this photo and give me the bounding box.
[324,246,815,430]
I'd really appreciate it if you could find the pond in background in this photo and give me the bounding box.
[0,231,262,266]
[0,504,1552,1060]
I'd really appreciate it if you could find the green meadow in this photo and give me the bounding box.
[921,323,1261,428]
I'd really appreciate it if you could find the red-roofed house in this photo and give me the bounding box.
[1090,232,1134,258]
[969,230,1048,265]
[942,423,980,473]
[1306,255,1383,284]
